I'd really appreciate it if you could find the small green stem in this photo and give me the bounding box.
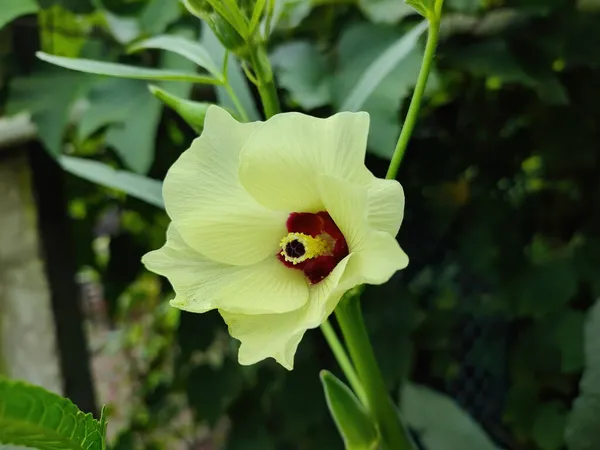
[335,289,413,450]
[224,83,249,122]
[320,320,367,405]
[385,13,442,180]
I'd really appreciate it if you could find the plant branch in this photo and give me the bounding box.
[386,9,443,180]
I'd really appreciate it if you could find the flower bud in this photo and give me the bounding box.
[181,0,212,21]
[211,15,247,55]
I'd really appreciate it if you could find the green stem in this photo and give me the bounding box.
[257,79,281,118]
[224,83,249,122]
[335,290,413,450]
[385,13,442,180]
[247,43,281,118]
[320,320,367,405]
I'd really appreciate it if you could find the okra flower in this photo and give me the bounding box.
[142,106,408,369]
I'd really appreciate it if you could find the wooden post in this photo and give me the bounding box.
[0,149,62,394]
[0,145,97,416]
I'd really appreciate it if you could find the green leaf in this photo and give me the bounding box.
[128,35,222,79]
[405,0,434,17]
[320,371,379,450]
[555,310,585,373]
[156,26,198,99]
[400,383,502,450]
[340,20,427,112]
[99,9,142,44]
[104,91,162,174]
[36,52,221,84]
[578,0,600,11]
[186,360,245,427]
[79,78,161,174]
[38,4,90,57]
[564,300,600,450]
[59,156,164,208]
[270,0,313,31]
[6,68,92,156]
[358,0,416,24]
[38,0,92,14]
[0,0,38,30]
[200,26,260,121]
[334,22,438,158]
[139,0,182,35]
[0,376,106,450]
[512,260,577,317]
[574,238,600,297]
[149,85,211,133]
[446,0,481,13]
[445,39,568,105]
[270,41,331,110]
[532,402,566,450]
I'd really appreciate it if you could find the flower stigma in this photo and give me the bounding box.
[279,232,334,265]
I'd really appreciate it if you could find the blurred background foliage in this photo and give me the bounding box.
[1,0,600,449]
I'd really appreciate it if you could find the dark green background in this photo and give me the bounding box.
[2,0,600,448]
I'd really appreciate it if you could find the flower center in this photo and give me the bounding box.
[279,232,334,265]
[277,212,349,284]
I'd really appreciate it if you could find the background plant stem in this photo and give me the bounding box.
[386,13,442,180]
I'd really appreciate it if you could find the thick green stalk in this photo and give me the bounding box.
[256,77,281,119]
[335,290,413,450]
[386,12,442,180]
[247,43,281,118]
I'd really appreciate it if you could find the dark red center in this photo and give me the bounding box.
[277,212,349,284]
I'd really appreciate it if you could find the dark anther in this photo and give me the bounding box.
[285,240,305,258]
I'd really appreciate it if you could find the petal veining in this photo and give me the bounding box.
[221,255,351,369]
[239,111,371,212]
[142,225,309,315]
[366,176,405,236]
[163,105,286,266]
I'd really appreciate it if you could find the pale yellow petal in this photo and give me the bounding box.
[220,308,307,370]
[239,111,371,212]
[316,174,368,251]
[221,255,352,370]
[142,225,309,315]
[316,174,408,287]
[366,176,405,236]
[163,105,286,266]
[341,229,409,287]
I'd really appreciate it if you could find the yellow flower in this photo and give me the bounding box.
[142,106,408,370]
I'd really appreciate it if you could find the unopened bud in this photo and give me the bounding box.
[181,0,212,21]
[211,15,247,55]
